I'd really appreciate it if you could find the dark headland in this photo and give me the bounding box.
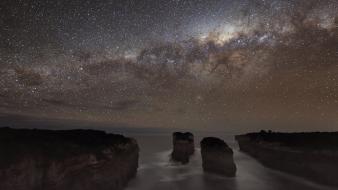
[235,130,338,187]
[0,127,139,190]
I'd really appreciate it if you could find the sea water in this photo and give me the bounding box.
[124,132,335,190]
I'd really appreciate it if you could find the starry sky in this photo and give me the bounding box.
[0,0,338,131]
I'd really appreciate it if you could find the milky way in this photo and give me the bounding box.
[0,0,338,131]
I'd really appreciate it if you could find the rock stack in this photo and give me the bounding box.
[0,127,139,190]
[171,132,195,164]
[200,137,236,177]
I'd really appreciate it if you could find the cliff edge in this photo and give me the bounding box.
[236,130,338,187]
[0,127,139,190]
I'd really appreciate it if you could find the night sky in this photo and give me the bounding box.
[0,0,338,131]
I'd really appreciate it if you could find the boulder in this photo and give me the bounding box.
[0,127,139,190]
[171,132,194,164]
[200,137,236,177]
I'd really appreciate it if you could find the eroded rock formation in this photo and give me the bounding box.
[236,130,338,187]
[0,127,139,190]
[171,132,194,164]
[200,137,236,177]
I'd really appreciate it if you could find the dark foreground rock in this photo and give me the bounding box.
[171,132,194,164]
[236,131,338,187]
[0,127,139,190]
[200,137,236,177]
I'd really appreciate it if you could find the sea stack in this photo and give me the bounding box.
[0,127,139,190]
[171,132,195,164]
[200,137,236,177]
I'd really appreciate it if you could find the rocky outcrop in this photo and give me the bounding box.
[200,137,236,177]
[0,127,139,190]
[171,132,194,164]
[236,131,338,187]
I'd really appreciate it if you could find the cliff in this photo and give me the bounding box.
[171,132,194,164]
[200,137,236,177]
[235,131,338,187]
[0,127,139,190]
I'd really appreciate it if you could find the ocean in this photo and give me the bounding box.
[124,132,335,190]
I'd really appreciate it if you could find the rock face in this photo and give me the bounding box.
[200,137,236,177]
[171,132,194,164]
[0,127,139,190]
[236,131,338,187]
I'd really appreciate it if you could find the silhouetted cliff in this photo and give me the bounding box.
[236,131,338,187]
[171,132,194,164]
[0,127,139,190]
[200,137,236,177]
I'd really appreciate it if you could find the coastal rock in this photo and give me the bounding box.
[0,127,139,190]
[235,131,338,187]
[200,137,236,177]
[171,132,194,164]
